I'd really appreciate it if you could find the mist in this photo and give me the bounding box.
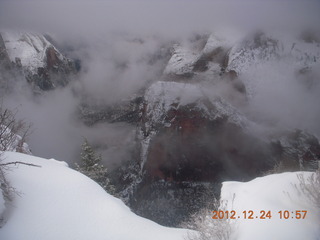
[240,60,320,138]
[0,0,320,167]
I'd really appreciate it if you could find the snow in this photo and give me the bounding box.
[0,153,319,240]
[141,81,251,172]
[227,31,320,75]
[221,172,320,240]
[164,44,198,76]
[201,28,241,56]
[163,29,241,78]
[144,81,248,130]
[0,151,188,240]
[0,125,32,154]
[1,32,62,74]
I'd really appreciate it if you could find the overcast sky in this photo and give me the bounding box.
[1,0,319,39]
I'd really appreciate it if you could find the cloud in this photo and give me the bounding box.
[0,0,319,165]
[1,0,319,38]
[241,60,320,137]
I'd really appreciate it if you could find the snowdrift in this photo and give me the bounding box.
[0,151,319,240]
[0,152,188,240]
[221,172,320,240]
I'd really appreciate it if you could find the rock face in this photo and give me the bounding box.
[108,30,320,227]
[78,96,143,126]
[226,30,320,80]
[0,32,77,91]
[50,29,320,227]
[121,81,271,226]
[139,81,271,182]
[271,130,320,171]
[0,35,11,69]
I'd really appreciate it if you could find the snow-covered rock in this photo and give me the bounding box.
[163,44,198,77]
[105,29,320,227]
[0,31,76,91]
[143,81,247,135]
[140,80,250,178]
[227,31,320,74]
[221,172,320,240]
[271,130,320,171]
[193,29,242,73]
[227,31,282,74]
[1,32,57,74]
[0,151,188,240]
[121,80,273,226]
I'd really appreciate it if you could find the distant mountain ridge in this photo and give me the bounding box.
[1,28,319,227]
[0,31,77,91]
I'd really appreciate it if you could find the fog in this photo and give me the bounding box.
[1,0,320,37]
[0,0,320,167]
[242,60,320,137]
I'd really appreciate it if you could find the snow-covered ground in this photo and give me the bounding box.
[0,151,319,240]
[0,152,188,240]
[221,172,320,240]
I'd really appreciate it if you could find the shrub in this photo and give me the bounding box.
[184,197,235,240]
[75,138,115,194]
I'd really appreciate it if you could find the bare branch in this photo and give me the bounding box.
[0,161,41,168]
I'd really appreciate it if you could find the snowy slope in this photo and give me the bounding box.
[227,31,320,74]
[164,44,198,76]
[221,172,320,240]
[1,32,63,74]
[201,29,240,56]
[0,152,188,240]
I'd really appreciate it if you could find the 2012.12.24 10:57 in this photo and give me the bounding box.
[212,210,307,220]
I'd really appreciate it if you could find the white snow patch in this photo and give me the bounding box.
[0,151,188,240]
[164,44,198,76]
[221,172,320,240]
[1,31,62,74]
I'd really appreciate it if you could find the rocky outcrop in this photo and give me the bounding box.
[271,130,320,171]
[114,81,269,226]
[163,44,197,78]
[163,30,240,81]
[78,96,143,126]
[0,32,77,91]
[226,30,320,75]
[139,81,268,181]
[0,35,11,69]
[73,29,320,227]
[117,30,320,226]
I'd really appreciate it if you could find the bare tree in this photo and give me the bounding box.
[0,104,35,227]
[0,104,32,154]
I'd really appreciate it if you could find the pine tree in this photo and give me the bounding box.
[75,138,115,194]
